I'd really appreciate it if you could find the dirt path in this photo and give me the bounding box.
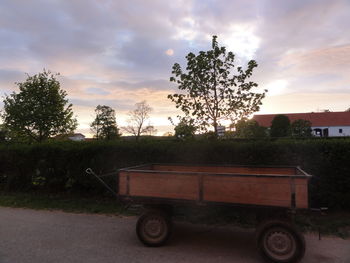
[0,207,349,263]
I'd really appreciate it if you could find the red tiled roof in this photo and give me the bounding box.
[253,111,350,127]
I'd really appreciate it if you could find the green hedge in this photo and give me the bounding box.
[0,139,350,210]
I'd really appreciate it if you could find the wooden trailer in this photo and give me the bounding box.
[118,164,310,210]
[88,164,312,263]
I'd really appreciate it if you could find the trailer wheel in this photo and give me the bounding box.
[256,220,305,263]
[136,209,172,247]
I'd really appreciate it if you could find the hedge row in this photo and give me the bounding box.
[0,139,350,210]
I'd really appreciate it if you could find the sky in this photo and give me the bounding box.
[1,0,350,137]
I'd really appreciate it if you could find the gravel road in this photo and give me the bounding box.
[0,207,349,263]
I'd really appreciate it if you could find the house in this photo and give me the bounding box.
[68,133,86,141]
[253,111,350,137]
[55,133,86,141]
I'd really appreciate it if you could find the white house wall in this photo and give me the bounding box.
[312,126,350,137]
[68,135,85,141]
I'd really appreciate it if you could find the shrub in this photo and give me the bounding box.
[0,138,349,210]
[270,115,291,137]
[291,119,312,138]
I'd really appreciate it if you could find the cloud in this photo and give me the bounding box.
[221,22,261,60]
[70,98,133,112]
[265,79,291,96]
[1,0,350,135]
[0,69,25,87]
[260,92,350,114]
[85,87,111,95]
[280,45,350,74]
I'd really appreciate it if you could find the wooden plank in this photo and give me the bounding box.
[203,175,308,208]
[120,165,309,209]
[128,172,199,200]
[152,165,296,176]
[295,178,309,208]
[118,172,127,195]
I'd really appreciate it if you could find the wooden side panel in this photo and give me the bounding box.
[295,178,309,209]
[203,175,308,208]
[152,165,296,176]
[120,167,309,209]
[118,172,127,195]
[128,172,199,200]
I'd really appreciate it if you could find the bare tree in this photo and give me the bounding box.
[122,101,154,140]
[144,124,157,136]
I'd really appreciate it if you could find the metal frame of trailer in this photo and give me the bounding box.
[86,163,322,263]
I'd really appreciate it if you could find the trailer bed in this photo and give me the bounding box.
[118,164,311,209]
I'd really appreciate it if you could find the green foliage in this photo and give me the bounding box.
[200,131,218,140]
[91,105,120,140]
[2,70,77,142]
[291,119,312,138]
[0,124,9,142]
[171,117,197,140]
[234,119,267,139]
[0,192,125,215]
[0,139,350,210]
[168,36,266,133]
[270,115,291,137]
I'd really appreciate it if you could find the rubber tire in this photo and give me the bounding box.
[136,209,172,247]
[255,220,306,263]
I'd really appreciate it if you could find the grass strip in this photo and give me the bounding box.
[0,192,127,215]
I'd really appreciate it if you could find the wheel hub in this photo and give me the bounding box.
[263,228,297,261]
[144,219,163,238]
[267,232,292,254]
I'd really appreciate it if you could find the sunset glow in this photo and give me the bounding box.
[1,0,349,137]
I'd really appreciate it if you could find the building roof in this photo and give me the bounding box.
[253,111,350,127]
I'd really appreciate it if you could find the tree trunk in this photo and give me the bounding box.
[213,119,218,135]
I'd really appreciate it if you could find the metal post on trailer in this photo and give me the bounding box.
[290,176,296,212]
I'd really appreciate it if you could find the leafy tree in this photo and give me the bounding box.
[291,119,312,138]
[270,115,291,138]
[172,117,197,140]
[122,101,154,140]
[235,119,267,139]
[90,105,120,140]
[0,124,9,142]
[168,35,266,134]
[1,70,77,142]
